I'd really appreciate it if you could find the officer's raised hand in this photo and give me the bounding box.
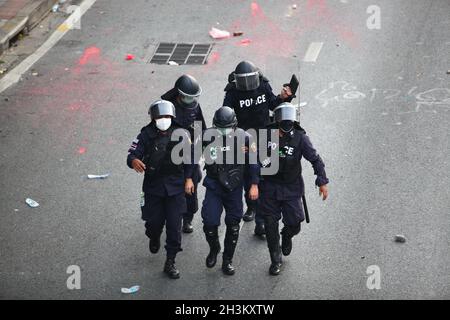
[280,86,292,100]
[132,158,146,173]
[185,178,195,195]
[319,184,328,201]
[249,184,259,201]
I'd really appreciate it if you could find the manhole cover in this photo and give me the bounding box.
[149,43,213,65]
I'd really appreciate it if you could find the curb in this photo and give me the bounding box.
[0,0,58,56]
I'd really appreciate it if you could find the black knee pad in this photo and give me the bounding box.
[226,224,240,236]
[203,225,218,236]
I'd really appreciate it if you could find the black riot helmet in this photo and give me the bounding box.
[213,106,238,128]
[175,74,202,108]
[148,100,176,120]
[273,102,297,133]
[234,60,260,91]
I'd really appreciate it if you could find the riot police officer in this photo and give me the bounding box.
[199,106,259,275]
[223,60,294,237]
[161,74,207,233]
[259,102,329,275]
[127,100,195,279]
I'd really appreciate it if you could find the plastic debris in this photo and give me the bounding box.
[168,61,179,66]
[239,39,252,46]
[292,4,297,9]
[299,102,308,107]
[121,285,140,294]
[209,27,231,39]
[25,198,39,208]
[394,235,406,243]
[52,4,59,12]
[0,68,7,75]
[125,54,135,61]
[32,72,39,76]
[447,70,450,75]
[87,173,110,179]
[233,31,244,37]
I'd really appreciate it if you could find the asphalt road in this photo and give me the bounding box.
[0,0,449,300]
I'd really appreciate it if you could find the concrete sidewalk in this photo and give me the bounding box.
[0,0,57,55]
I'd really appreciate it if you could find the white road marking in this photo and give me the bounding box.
[0,0,97,94]
[303,42,324,63]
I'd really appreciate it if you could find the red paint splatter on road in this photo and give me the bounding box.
[78,47,101,66]
[238,38,252,46]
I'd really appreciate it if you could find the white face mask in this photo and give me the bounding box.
[155,118,171,131]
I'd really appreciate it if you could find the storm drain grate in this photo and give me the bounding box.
[149,43,213,65]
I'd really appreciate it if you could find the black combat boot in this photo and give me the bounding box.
[182,218,194,234]
[222,224,240,275]
[265,217,282,276]
[203,225,221,268]
[163,257,180,279]
[243,207,256,222]
[281,224,300,256]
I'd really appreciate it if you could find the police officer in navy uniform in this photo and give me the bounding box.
[259,102,329,275]
[161,74,207,234]
[223,60,294,238]
[127,100,195,279]
[199,106,259,275]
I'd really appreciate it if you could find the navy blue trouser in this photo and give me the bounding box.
[258,180,305,227]
[141,191,186,258]
[201,176,244,227]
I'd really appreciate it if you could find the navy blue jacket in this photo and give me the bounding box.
[223,78,284,130]
[260,125,329,200]
[202,128,260,186]
[127,123,194,196]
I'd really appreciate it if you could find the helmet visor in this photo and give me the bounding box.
[149,101,176,119]
[274,104,297,123]
[234,71,260,91]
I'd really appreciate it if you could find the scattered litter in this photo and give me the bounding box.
[32,72,39,76]
[25,198,39,208]
[65,68,69,71]
[0,68,7,75]
[395,122,402,125]
[209,27,231,39]
[239,38,251,46]
[292,4,297,9]
[125,54,135,61]
[361,256,365,259]
[394,235,406,243]
[233,31,244,37]
[87,173,110,179]
[52,4,59,12]
[14,209,19,212]
[168,61,179,66]
[299,102,307,107]
[121,285,140,294]
[447,70,450,75]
